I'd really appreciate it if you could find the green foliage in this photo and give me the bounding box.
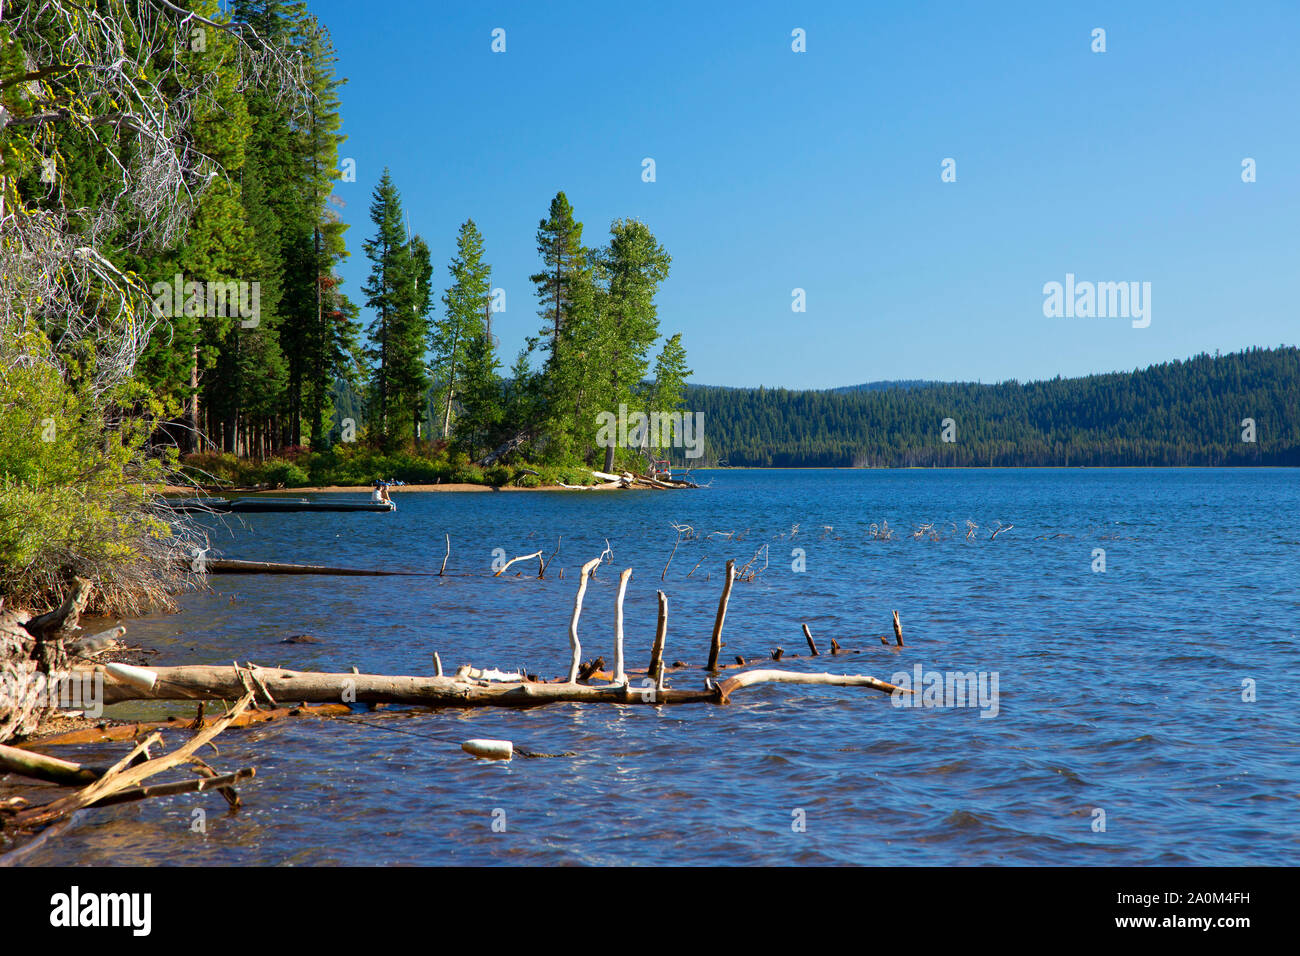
[435,219,500,455]
[0,328,175,613]
[362,170,430,447]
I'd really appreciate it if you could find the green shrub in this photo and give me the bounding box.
[0,327,185,615]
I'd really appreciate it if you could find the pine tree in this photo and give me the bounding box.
[297,20,355,448]
[596,218,671,471]
[529,191,585,364]
[361,170,411,445]
[392,233,433,443]
[433,219,492,441]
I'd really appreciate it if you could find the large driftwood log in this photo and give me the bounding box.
[205,559,431,576]
[89,662,906,709]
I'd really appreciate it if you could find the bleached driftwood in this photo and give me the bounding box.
[5,693,257,832]
[493,550,543,577]
[88,661,907,710]
[715,669,904,702]
[613,568,633,684]
[567,558,602,683]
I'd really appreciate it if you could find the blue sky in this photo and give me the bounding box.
[302,0,1299,389]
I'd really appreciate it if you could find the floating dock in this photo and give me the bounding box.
[161,497,396,514]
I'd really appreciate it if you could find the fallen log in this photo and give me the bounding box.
[716,669,904,703]
[477,429,529,466]
[22,702,352,748]
[204,559,433,577]
[0,742,103,785]
[91,662,906,709]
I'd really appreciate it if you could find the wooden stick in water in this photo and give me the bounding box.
[495,550,544,577]
[568,558,602,683]
[648,590,668,678]
[802,623,819,656]
[707,559,737,671]
[613,568,633,684]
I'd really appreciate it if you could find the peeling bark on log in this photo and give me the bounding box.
[90,662,904,710]
[1,580,86,742]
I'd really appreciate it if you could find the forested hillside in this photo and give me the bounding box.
[686,347,1299,467]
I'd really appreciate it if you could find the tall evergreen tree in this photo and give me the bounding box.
[361,170,409,445]
[361,171,428,447]
[393,233,434,443]
[529,191,585,363]
[596,218,671,471]
[432,220,492,440]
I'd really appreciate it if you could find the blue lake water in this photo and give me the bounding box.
[20,468,1300,865]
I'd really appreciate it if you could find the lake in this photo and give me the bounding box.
[22,468,1300,865]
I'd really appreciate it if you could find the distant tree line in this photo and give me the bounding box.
[686,346,1300,467]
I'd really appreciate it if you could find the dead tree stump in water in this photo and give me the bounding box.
[707,559,737,671]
